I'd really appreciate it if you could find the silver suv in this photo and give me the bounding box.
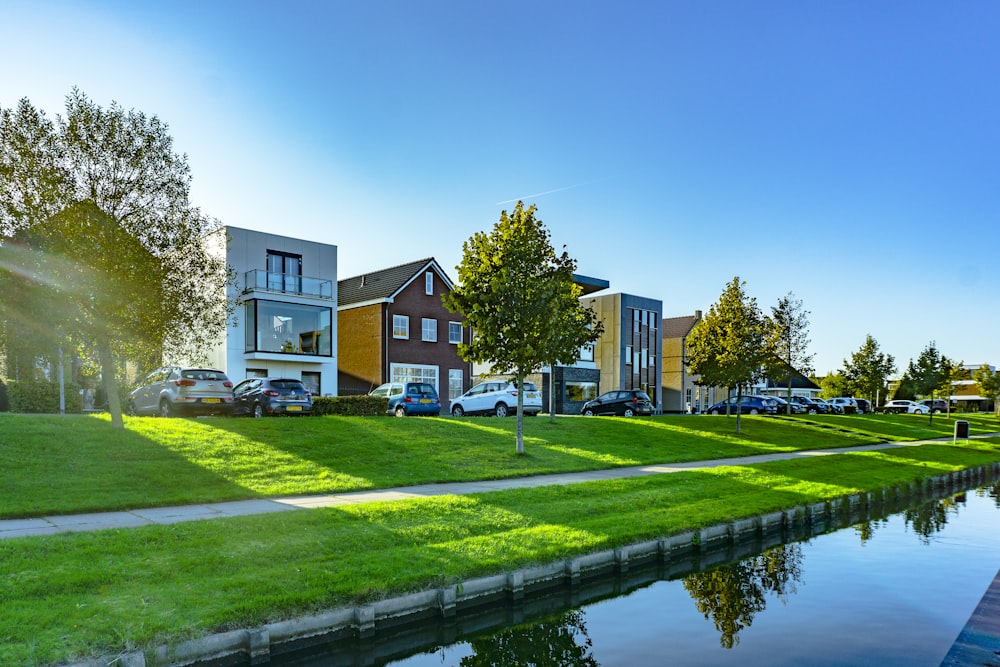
[450,380,543,417]
[128,366,234,417]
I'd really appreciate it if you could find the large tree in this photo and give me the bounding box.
[842,334,896,407]
[443,201,601,453]
[906,341,954,425]
[686,277,770,433]
[768,292,813,414]
[0,89,230,427]
[973,365,1000,415]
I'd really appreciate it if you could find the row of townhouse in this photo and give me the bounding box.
[203,226,819,414]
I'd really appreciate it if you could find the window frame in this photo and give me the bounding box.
[448,321,463,344]
[425,272,434,295]
[421,318,437,342]
[393,314,409,339]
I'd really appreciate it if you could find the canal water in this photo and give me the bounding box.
[275,480,1000,666]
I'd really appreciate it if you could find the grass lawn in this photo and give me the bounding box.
[1,436,998,666]
[3,411,996,519]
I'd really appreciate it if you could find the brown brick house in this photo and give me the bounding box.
[337,258,471,402]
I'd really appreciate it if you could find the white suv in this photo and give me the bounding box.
[128,366,234,417]
[450,380,543,417]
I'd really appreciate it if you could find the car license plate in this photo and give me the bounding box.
[420,398,431,403]
[527,392,538,398]
[203,398,220,404]
[287,405,302,412]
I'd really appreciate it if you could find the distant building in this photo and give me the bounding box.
[207,226,338,396]
[337,258,471,402]
[951,364,996,412]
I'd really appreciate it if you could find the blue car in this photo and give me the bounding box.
[386,382,441,417]
[706,395,777,415]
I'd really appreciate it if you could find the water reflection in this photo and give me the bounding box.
[457,610,598,667]
[682,544,803,648]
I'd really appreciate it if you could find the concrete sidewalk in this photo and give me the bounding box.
[2,439,949,541]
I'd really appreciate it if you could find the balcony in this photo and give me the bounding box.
[244,270,334,300]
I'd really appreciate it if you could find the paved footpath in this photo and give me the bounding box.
[0,438,968,541]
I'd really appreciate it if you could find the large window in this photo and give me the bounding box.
[266,250,302,293]
[390,364,438,392]
[393,315,409,339]
[566,382,598,402]
[422,318,437,342]
[244,299,332,355]
[448,369,464,400]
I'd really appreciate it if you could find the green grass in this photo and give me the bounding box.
[2,411,953,518]
[2,437,999,666]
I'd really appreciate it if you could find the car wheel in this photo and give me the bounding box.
[395,405,407,418]
[126,401,137,417]
[494,403,509,418]
[253,402,264,419]
[808,408,817,414]
[749,408,759,415]
[159,400,173,418]
[623,408,635,417]
[583,408,595,416]
[933,409,942,414]
[452,405,465,417]
[710,409,720,415]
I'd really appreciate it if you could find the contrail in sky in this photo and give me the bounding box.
[495,182,588,206]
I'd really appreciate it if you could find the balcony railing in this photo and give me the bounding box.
[244,270,334,299]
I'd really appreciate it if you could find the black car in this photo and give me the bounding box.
[855,398,872,414]
[706,395,778,415]
[232,377,313,417]
[581,390,654,417]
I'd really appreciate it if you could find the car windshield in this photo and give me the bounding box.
[635,392,651,401]
[182,370,228,382]
[520,382,537,391]
[271,380,306,391]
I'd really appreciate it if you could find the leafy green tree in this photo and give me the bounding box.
[460,610,598,667]
[0,89,230,428]
[906,341,954,424]
[973,365,1000,415]
[443,201,601,453]
[686,277,770,433]
[819,371,851,399]
[768,292,814,414]
[842,334,896,406]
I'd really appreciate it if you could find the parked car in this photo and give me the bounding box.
[881,399,930,414]
[705,395,777,415]
[828,397,860,414]
[232,377,312,417]
[580,389,654,417]
[378,382,441,417]
[919,399,949,414]
[771,396,807,414]
[813,396,844,415]
[855,398,872,414]
[128,366,234,417]
[450,380,542,417]
[790,396,829,414]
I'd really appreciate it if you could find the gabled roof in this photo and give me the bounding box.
[338,258,454,307]
[662,314,700,340]
[764,364,821,391]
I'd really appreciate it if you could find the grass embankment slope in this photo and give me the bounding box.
[1,412,998,665]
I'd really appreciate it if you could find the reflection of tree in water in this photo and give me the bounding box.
[459,609,599,667]
[682,543,803,649]
[905,492,966,543]
[854,517,888,544]
[980,481,1000,507]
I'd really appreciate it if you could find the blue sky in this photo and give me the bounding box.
[3,1,997,375]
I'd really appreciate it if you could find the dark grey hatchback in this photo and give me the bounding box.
[581,390,654,417]
[232,377,313,417]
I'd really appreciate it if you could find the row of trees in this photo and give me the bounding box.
[1,89,231,427]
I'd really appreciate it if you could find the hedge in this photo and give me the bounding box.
[6,379,83,414]
[311,395,388,416]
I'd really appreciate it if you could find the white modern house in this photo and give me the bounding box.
[206,226,338,396]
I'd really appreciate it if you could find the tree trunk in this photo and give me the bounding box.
[98,342,124,429]
[549,366,556,424]
[735,385,743,434]
[516,373,525,454]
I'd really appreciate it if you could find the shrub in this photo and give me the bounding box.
[311,395,387,416]
[0,378,8,412]
[7,379,83,413]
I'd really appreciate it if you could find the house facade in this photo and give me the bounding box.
[583,292,664,412]
[207,226,338,396]
[951,364,996,412]
[661,311,723,413]
[337,258,471,402]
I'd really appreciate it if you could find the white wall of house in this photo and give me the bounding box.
[209,226,338,395]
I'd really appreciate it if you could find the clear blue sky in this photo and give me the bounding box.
[3,1,997,375]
